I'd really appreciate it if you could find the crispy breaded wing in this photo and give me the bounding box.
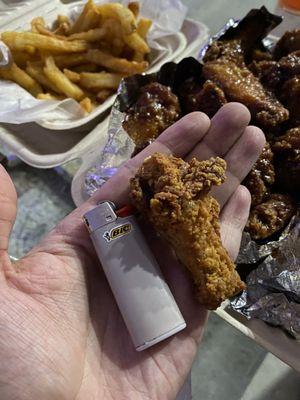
[130,153,245,310]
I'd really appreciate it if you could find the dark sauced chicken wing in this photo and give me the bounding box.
[245,193,296,240]
[249,60,282,91]
[250,52,300,125]
[251,48,273,62]
[122,82,180,153]
[250,51,300,89]
[274,28,300,59]
[203,60,289,128]
[244,143,275,206]
[279,51,300,76]
[203,39,245,66]
[179,78,227,117]
[272,127,300,193]
[130,153,245,310]
[280,76,300,126]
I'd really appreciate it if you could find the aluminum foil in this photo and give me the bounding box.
[231,217,300,339]
[237,216,298,265]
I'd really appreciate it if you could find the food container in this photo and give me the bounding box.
[0,0,186,129]
[216,302,300,372]
[0,0,209,167]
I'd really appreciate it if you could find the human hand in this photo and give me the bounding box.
[0,103,265,400]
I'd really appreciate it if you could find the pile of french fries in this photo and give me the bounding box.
[0,0,152,113]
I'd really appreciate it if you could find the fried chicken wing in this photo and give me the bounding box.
[203,60,289,129]
[245,193,296,240]
[279,51,300,76]
[250,52,300,125]
[243,143,275,206]
[274,28,300,59]
[123,82,180,153]
[179,78,227,117]
[272,127,300,193]
[250,51,300,89]
[251,48,273,62]
[130,153,245,310]
[204,5,281,65]
[249,60,282,91]
[280,76,300,126]
[203,39,245,65]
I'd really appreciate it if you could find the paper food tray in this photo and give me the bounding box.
[0,0,192,130]
[0,17,209,168]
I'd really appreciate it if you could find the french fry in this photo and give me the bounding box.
[132,18,152,62]
[26,62,61,93]
[37,26,66,40]
[80,97,93,112]
[110,38,124,57]
[55,22,71,36]
[53,53,89,68]
[0,62,43,96]
[79,71,122,90]
[57,15,70,24]
[102,18,122,38]
[69,0,100,34]
[53,15,71,35]
[128,2,140,18]
[97,3,136,35]
[1,31,88,53]
[96,88,112,103]
[31,17,66,40]
[31,17,45,33]
[37,92,64,100]
[63,68,80,83]
[67,27,107,42]
[132,52,143,62]
[11,50,37,68]
[43,56,84,100]
[23,45,36,55]
[72,63,98,73]
[87,49,148,74]
[137,17,152,38]
[123,32,150,54]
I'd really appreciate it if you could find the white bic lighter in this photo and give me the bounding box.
[84,201,186,351]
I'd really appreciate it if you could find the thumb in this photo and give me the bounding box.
[0,165,17,256]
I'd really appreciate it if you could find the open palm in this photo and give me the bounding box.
[0,103,265,400]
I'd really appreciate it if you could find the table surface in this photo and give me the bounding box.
[2,1,300,400]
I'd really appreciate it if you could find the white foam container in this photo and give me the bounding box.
[0,0,189,130]
[0,0,209,167]
[216,302,300,373]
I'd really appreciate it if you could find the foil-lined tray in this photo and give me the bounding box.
[84,7,300,339]
[233,216,300,340]
[84,57,203,195]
